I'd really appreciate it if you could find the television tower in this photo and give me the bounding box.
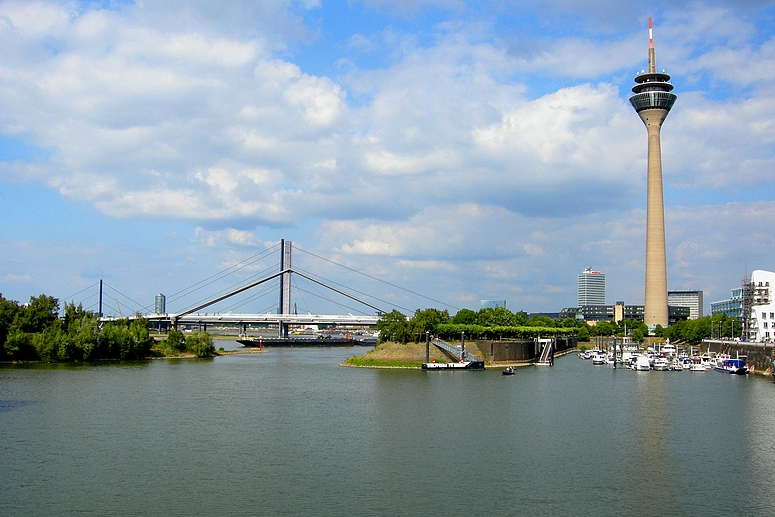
[629,18,676,328]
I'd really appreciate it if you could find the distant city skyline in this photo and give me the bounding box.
[2,1,775,316]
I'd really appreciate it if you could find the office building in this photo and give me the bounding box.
[481,300,506,309]
[667,290,703,320]
[154,293,166,314]
[578,268,605,306]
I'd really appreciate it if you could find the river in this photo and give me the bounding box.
[2,343,775,516]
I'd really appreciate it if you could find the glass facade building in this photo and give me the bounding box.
[154,293,166,314]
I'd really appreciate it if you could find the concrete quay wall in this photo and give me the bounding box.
[701,339,775,375]
[476,336,577,364]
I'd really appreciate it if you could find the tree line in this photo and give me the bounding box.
[375,306,742,345]
[0,294,214,362]
[376,307,590,343]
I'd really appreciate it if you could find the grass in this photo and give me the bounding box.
[343,340,453,368]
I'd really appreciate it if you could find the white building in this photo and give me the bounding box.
[667,290,703,320]
[749,270,775,342]
[578,268,605,306]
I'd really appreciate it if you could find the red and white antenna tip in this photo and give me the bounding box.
[648,17,654,48]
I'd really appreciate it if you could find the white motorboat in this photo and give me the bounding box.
[634,355,651,371]
[653,357,670,371]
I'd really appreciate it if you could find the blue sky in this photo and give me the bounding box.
[2,0,775,317]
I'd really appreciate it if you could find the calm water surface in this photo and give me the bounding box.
[2,343,775,516]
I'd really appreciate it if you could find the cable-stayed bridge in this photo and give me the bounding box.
[67,240,455,335]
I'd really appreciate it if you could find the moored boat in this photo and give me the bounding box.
[422,360,485,370]
[713,358,749,375]
[634,355,651,371]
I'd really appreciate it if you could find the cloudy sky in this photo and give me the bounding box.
[2,0,775,317]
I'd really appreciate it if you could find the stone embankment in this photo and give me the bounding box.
[701,339,775,376]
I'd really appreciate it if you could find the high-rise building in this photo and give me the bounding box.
[667,290,703,320]
[630,18,677,327]
[480,300,506,309]
[154,293,166,314]
[578,268,606,306]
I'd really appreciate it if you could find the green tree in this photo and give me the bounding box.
[590,321,617,336]
[529,315,556,328]
[73,315,100,360]
[512,311,530,326]
[477,307,513,327]
[451,308,477,324]
[32,322,72,362]
[165,329,186,351]
[407,308,450,342]
[186,332,215,357]
[4,328,35,361]
[0,296,22,359]
[577,326,590,342]
[129,319,153,357]
[14,294,59,334]
[376,310,408,343]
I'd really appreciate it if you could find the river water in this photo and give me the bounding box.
[2,343,775,516]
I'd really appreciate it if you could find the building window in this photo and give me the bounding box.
[765,322,769,329]
[764,313,768,319]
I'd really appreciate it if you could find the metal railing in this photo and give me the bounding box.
[431,338,478,362]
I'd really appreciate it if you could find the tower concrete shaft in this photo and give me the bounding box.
[641,109,668,326]
[629,18,676,327]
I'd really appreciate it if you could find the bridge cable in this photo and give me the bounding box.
[61,281,101,305]
[102,282,147,315]
[292,265,412,313]
[294,285,368,315]
[166,244,280,304]
[176,264,278,314]
[292,275,356,314]
[294,246,461,311]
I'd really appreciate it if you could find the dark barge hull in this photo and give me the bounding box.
[237,337,374,347]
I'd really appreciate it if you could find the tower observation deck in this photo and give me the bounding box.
[629,18,676,328]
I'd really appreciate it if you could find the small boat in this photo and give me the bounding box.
[690,362,706,372]
[670,360,683,371]
[653,357,670,371]
[502,366,516,375]
[592,352,607,365]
